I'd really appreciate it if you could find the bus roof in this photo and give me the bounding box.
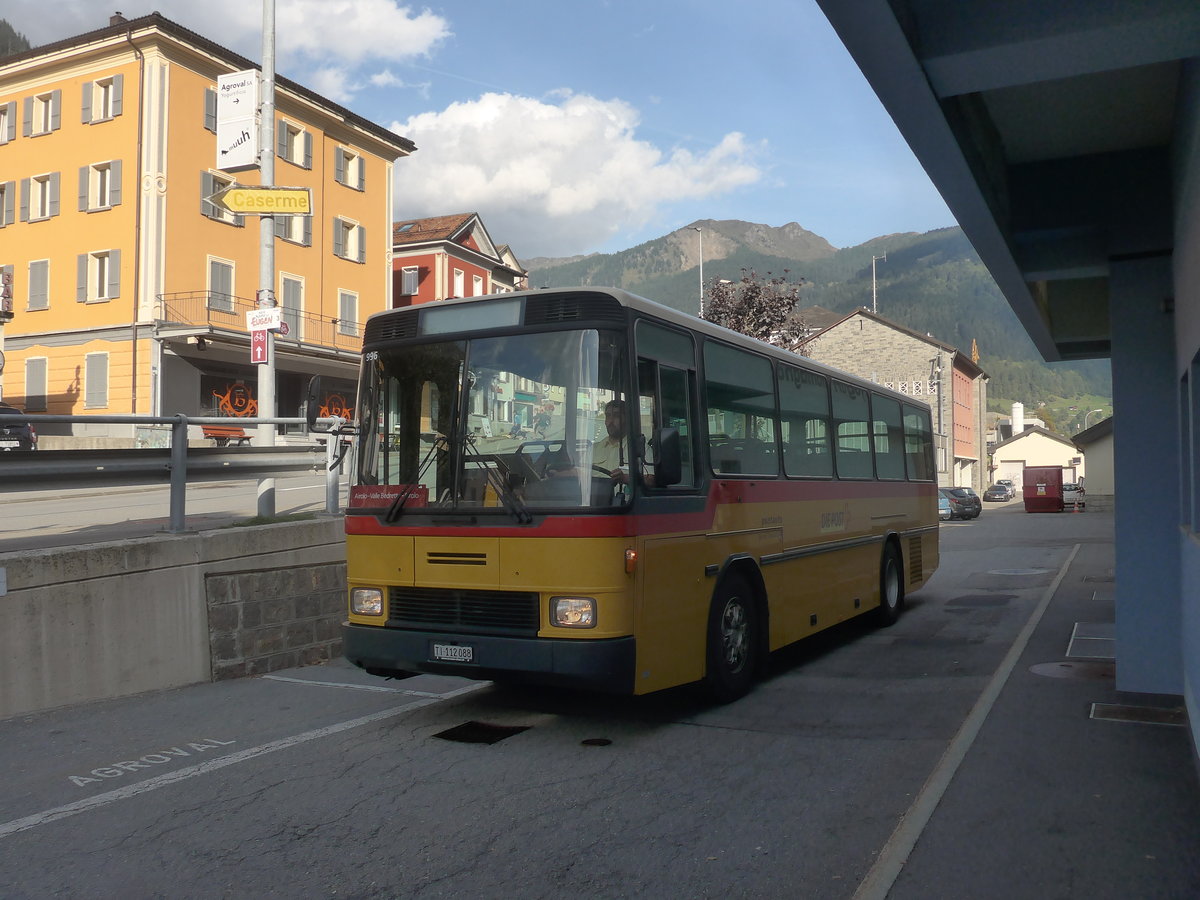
[371,287,931,412]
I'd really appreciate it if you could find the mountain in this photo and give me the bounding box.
[525,220,1111,420]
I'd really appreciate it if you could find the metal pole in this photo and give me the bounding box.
[871,252,886,314]
[256,0,277,517]
[325,428,340,514]
[691,226,704,318]
[169,415,189,532]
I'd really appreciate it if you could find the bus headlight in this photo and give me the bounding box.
[551,596,596,628]
[350,587,384,616]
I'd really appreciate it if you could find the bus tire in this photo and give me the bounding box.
[704,573,759,703]
[875,542,904,627]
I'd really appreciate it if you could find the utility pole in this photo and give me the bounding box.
[256,0,277,517]
[690,226,704,318]
[871,252,886,314]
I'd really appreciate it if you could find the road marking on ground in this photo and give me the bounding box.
[262,674,450,698]
[0,681,487,841]
[852,543,1080,900]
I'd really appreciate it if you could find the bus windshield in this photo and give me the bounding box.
[356,327,630,512]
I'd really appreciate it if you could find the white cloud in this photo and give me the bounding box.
[391,92,761,256]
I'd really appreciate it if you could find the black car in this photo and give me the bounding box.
[0,404,37,451]
[939,486,981,519]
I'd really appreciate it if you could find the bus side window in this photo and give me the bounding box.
[703,341,778,476]
[779,363,832,478]
[832,379,873,479]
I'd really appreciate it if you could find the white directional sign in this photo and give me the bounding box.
[217,70,260,171]
[246,307,282,332]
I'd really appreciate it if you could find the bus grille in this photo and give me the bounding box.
[387,587,540,636]
[524,293,625,325]
[908,537,923,582]
[364,312,418,344]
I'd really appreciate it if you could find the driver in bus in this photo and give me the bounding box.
[592,399,630,484]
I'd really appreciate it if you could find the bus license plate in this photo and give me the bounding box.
[432,643,474,663]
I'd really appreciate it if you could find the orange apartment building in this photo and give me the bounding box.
[0,13,413,443]
[392,213,527,307]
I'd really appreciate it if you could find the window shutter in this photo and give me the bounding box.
[50,89,61,131]
[334,148,345,184]
[277,123,288,159]
[81,82,93,123]
[333,218,344,258]
[2,182,13,225]
[358,158,365,191]
[4,101,15,141]
[109,160,122,206]
[358,225,366,263]
[21,97,32,137]
[201,171,213,217]
[234,211,244,228]
[79,167,90,211]
[303,132,312,169]
[204,89,217,132]
[77,254,88,302]
[111,74,123,117]
[85,354,109,408]
[401,268,418,295]
[25,358,47,411]
[19,178,29,222]
[107,249,121,300]
[302,215,312,246]
[49,172,60,217]
[29,260,48,310]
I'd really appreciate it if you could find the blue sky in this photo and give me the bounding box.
[18,1,955,257]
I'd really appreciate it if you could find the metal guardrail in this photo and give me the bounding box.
[0,414,346,533]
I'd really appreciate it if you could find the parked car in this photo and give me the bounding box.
[997,478,1016,497]
[0,404,37,451]
[940,486,982,519]
[938,493,953,520]
[1063,482,1085,508]
[984,484,1012,501]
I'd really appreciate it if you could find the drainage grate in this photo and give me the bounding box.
[1066,622,1115,659]
[1090,703,1186,727]
[433,721,530,744]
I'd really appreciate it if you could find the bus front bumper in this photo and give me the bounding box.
[342,623,637,694]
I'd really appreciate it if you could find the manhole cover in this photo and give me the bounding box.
[988,568,1051,576]
[434,721,530,744]
[1029,661,1115,681]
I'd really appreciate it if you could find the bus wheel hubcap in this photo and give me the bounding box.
[722,599,749,673]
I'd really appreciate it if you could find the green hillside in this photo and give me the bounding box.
[527,223,1111,428]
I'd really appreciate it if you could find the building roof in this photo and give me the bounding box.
[992,424,1078,453]
[392,213,482,246]
[803,306,987,379]
[1072,417,1113,450]
[0,12,415,156]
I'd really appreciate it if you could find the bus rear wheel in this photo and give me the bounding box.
[704,574,759,703]
[875,543,904,626]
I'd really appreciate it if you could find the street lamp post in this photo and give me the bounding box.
[1084,408,1104,428]
[871,252,887,314]
[690,226,704,318]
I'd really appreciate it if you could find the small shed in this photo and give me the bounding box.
[1072,417,1113,512]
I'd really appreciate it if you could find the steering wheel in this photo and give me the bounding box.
[591,465,613,477]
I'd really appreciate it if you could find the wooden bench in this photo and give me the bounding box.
[202,425,252,447]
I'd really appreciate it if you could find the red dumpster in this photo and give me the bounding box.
[1023,466,1064,513]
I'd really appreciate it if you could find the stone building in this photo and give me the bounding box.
[801,308,988,491]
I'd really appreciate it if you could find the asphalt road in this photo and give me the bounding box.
[0,500,1146,898]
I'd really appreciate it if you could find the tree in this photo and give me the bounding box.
[703,269,810,355]
[0,19,31,58]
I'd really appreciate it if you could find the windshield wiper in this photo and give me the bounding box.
[463,434,533,525]
[384,432,445,523]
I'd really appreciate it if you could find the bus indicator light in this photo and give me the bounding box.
[624,548,638,574]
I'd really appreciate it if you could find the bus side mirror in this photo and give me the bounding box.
[304,375,322,430]
[653,427,682,487]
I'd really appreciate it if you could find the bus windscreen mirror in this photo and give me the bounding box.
[653,427,682,486]
[304,375,322,430]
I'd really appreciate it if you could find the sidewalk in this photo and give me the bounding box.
[881,511,1200,899]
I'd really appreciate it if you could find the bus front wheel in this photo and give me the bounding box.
[704,574,759,703]
[875,543,904,627]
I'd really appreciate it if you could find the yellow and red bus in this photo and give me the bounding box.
[327,287,938,700]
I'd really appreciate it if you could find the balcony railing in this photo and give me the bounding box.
[156,291,363,352]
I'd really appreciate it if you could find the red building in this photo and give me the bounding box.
[391,213,527,307]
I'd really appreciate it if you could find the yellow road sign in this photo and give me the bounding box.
[209,185,312,215]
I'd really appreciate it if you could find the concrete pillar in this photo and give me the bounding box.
[1110,255,1181,693]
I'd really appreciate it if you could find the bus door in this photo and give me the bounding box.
[629,321,709,693]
